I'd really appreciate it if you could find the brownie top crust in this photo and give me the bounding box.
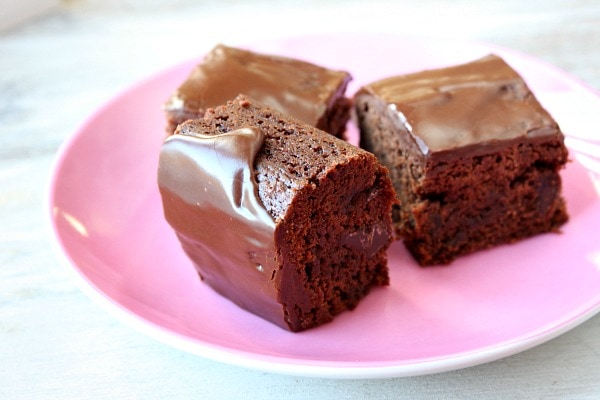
[356,55,561,156]
[165,44,352,130]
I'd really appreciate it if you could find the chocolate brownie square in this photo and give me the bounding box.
[159,95,396,331]
[354,55,569,265]
[164,45,352,138]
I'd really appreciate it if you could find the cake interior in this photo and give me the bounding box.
[273,152,393,330]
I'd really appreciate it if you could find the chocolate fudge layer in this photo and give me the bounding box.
[164,45,352,138]
[158,95,396,331]
[355,55,569,265]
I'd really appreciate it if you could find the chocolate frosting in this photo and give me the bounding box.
[157,128,285,327]
[358,55,560,156]
[165,44,351,128]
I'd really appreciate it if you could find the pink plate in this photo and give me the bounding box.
[48,34,600,378]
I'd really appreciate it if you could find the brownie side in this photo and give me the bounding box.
[273,150,393,331]
[316,90,353,139]
[165,45,352,138]
[401,139,569,265]
[175,95,396,331]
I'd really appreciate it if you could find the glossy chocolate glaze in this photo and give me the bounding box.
[165,44,351,128]
[357,55,560,156]
[157,128,285,328]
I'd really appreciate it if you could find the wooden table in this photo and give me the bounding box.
[2,1,599,398]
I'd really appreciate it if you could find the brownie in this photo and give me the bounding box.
[164,44,352,138]
[354,54,569,266]
[158,95,396,331]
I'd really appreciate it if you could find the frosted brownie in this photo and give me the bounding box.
[158,95,396,331]
[354,55,569,265]
[164,44,352,138]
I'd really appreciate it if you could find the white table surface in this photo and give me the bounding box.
[2,0,600,398]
